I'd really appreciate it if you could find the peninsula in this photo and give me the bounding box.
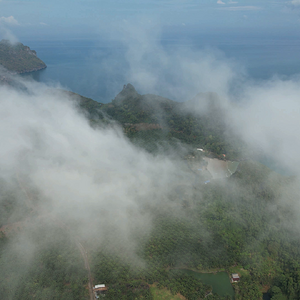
[0,39,46,73]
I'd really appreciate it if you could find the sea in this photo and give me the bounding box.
[21,34,300,104]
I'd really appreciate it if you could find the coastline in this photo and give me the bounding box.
[16,65,47,75]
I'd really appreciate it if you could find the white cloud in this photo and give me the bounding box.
[217,0,225,4]
[218,6,262,11]
[231,78,300,175]
[0,79,191,264]
[0,16,19,26]
[114,21,242,100]
[228,0,238,3]
[0,27,19,44]
[113,24,300,178]
[39,22,48,26]
[291,0,300,6]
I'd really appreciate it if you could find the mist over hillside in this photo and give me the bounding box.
[1,36,300,300]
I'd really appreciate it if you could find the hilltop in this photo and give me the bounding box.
[77,84,245,160]
[0,39,46,73]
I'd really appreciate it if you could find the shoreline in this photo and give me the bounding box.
[17,65,47,74]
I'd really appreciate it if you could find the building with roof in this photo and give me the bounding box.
[231,273,240,282]
[93,284,108,298]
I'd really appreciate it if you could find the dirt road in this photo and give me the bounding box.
[76,240,95,300]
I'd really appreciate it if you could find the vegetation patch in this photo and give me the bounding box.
[150,285,186,300]
[0,39,46,73]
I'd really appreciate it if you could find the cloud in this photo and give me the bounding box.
[231,77,300,175]
[291,0,300,6]
[0,76,194,267]
[2,26,300,296]
[0,16,19,26]
[217,0,225,4]
[228,0,238,3]
[112,24,300,178]
[0,16,19,44]
[218,6,262,11]
[39,22,48,26]
[0,27,19,44]
[110,21,243,101]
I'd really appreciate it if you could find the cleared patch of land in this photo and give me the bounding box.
[204,157,239,179]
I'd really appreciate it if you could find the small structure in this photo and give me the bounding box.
[197,148,204,152]
[231,273,240,282]
[93,284,108,298]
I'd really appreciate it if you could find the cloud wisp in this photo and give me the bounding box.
[291,0,300,6]
[218,6,262,11]
[112,24,300,178]
[110,20,245,102]
[0,16,19,26]
[0,16,20,43]
[2,25,300,298]
[0,77,194,265]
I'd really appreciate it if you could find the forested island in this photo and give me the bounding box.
[0,72,299,300]
[0,39,46,73]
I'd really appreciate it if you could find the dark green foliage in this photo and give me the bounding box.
[234,275,262,300]
[64,90,104,118]
[270,268,300,300]
[58,90,105,125]
[91,160,300,299]
[1,84,300,299]
[0,223,88,300]
[0,39,46,73]
[79,84,245,158]
[159,271,210,299]
[105,281,153,299]
[0,179,31,227]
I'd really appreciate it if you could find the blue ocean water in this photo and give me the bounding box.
[22,36,300,103]
[21,40,127,103]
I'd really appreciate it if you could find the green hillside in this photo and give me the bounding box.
[0,39,46,73]
[78,84,245,160]
[0,84,298,300]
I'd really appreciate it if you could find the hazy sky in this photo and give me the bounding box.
[1,0,300,40]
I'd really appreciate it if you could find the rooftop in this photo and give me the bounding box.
[94,284,105,289]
